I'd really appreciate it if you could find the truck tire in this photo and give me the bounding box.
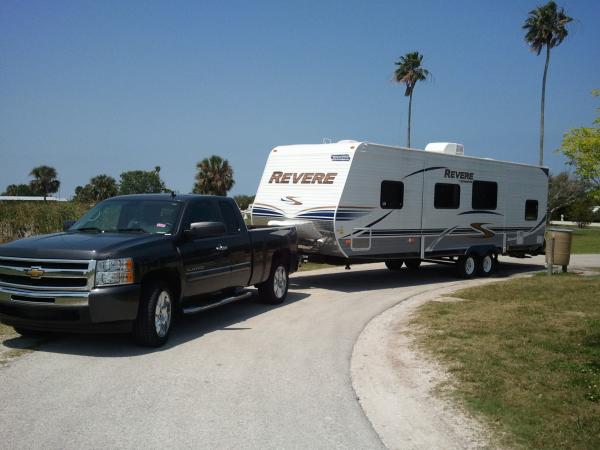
[477,252,495,276]
[258,260,289,305]
[132,280,174,347]
[385,260,404,271]
[456,254,478,278]
[405,259,422,271]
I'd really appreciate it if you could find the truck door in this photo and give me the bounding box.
[179,200,231,296]
[217,200,252,288]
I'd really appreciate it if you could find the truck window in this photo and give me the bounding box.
[525,200,538,221]
[472,181,497,210]
[380,181,404,209]
[434,183,460,209]
[218,201,242,234]
[184,201,219,229]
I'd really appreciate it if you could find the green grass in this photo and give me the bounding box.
[560,226,600,254]
[0,201,90,243]
[412,274,600,449]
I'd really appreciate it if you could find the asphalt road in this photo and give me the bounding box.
[0,257,578,449]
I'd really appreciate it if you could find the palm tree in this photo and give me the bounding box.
[394,51,430,148]
[523,1,572,166]
[193,155,235,196]
[89,174,118,201]
[29,165,60,200]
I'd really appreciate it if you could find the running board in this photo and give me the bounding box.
[182,291,253,315]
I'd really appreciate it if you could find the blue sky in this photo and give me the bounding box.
[1,0,599,197]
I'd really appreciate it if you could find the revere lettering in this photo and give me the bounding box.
[269,171,283,183]
[301,173,314,184]
[444,169,474,181]
[323,173,337,184]
[268,171,338,184]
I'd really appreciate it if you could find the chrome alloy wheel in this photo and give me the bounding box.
[465,256,476,276]
[482,255,493,273]
[273,266,287,299]
[154,290,172,338]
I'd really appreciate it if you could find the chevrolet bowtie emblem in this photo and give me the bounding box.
[25,267,44,279]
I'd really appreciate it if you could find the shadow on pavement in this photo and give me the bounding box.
[2,259,543,357]
[291,260,543,293]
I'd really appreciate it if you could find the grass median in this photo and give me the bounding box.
[412,273,600,449]
[566,226,600,254]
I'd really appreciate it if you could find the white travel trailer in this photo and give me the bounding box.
[251,140,548,276]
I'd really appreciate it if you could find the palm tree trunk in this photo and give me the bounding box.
[539,45,551,166]
[407,90,413,148]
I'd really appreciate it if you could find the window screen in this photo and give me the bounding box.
[525,200,538,221]
[219,201,241,234]
[380,181,404,209]
[434,183,460,209]
[472,181,498,210]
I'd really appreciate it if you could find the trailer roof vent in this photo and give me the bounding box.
[424,142,464,156]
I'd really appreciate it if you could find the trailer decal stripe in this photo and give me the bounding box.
[402,166,447,179]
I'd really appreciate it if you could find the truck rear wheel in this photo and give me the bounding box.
[456,254,477,278]
[132,280,173,347]
[258,260,289,305]
[385,260,404,271]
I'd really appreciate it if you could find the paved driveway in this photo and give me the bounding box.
[0,256,595,449]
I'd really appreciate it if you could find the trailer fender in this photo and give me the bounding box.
[465,245,498,257]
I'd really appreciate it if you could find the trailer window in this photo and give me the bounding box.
[434,183,460,209]
[525,200,538,221]
[380,181,404,209]
[472,181,497,210]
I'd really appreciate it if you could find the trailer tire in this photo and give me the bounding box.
[477,252,495,276]
[258,259,289,305]
[132,280,174,347]
[457,254,478,278]
[385,260,404,271]
[405,259,422,271]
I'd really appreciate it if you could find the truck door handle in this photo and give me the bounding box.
[216,244,228,251]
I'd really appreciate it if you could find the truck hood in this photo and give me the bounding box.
[0,231,168,261]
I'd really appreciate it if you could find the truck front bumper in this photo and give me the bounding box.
[0,284,141,333]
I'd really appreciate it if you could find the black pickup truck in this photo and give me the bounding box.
[0,194,298,346]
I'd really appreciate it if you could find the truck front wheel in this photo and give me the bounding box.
[133,280,173,347]
[258,260,289,305]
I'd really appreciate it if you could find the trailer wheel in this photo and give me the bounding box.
[477,252,495,276]
[258,259,289,305]
[385,260,404,271]
[457,254,478,278]
[405,259,422,271]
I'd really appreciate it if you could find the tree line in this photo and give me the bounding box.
[2,155,255,210]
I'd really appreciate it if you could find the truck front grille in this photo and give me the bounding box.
[0,257,95,292]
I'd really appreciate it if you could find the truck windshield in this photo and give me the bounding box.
[71,200,182,234]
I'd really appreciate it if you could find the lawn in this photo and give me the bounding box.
[412,274,600,450]
[562,226,600,254]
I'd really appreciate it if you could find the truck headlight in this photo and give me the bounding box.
[95,258,135,286]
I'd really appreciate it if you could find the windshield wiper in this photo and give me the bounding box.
[75,227,102,233]
[116,227,148,233]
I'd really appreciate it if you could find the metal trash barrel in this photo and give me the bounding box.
[545,228,573,272]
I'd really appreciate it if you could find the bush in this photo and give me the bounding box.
[0,201,90,243]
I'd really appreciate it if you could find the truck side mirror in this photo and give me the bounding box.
[185,221,226,239]
[63,220,76,231]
